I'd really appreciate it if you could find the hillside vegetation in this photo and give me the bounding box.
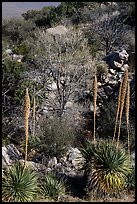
[2,2,135,202]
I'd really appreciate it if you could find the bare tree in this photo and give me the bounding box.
[30,27,96,119]
[88,5,131,55]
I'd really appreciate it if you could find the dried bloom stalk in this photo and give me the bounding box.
[113,79,123,142]
[125,82,130,158]
[24,88,30,169]
[93,74,97,143]
[32,97,36,137]
[117,69,128,148]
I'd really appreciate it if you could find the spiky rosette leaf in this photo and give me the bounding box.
[2,162,38,202]
[39,172,69,201]
[80,140,131,195]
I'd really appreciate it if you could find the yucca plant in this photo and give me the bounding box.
[39,172,68,201]
[80,140,131,197]
[2,162,38,202]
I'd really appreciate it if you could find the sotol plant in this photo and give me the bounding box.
[80,140,131,196]
[39,172,68,201]
[2,162,38,202]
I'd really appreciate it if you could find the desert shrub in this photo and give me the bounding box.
[27,118,76,159]
[2,162,38,202]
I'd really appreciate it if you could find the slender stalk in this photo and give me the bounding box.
[125,82,130,158]
[32,97,36,137]
[117,69,128,148]
[24,88,30,169]
[113,79,123,142]
[93,74,97,143]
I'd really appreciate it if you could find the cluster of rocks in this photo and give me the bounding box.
[103,49,131,71]
[79,49,135,115]
[2,144,85,177]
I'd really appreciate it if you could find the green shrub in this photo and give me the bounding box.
[28,118,76,159]
[12,42,29,56]
[80,139,131,197]
[13,79,44,106]
[2,57,25,109]
[2,162,38,202]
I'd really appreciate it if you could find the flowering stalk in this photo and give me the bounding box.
[24,88,30,169]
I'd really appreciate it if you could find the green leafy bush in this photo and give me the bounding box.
[2,162,38,202]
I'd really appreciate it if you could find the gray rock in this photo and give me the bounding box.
[64,101,73,109]
[12,54,23,60]
[48,157,57,168]
[5,49,13,55]
[19,159,48,174]
[67,147,84,169]
[103,50,129,70]
[2,144,22,168]
[47,82,57,91]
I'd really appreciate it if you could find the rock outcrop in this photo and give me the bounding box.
[103,50,129,71]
